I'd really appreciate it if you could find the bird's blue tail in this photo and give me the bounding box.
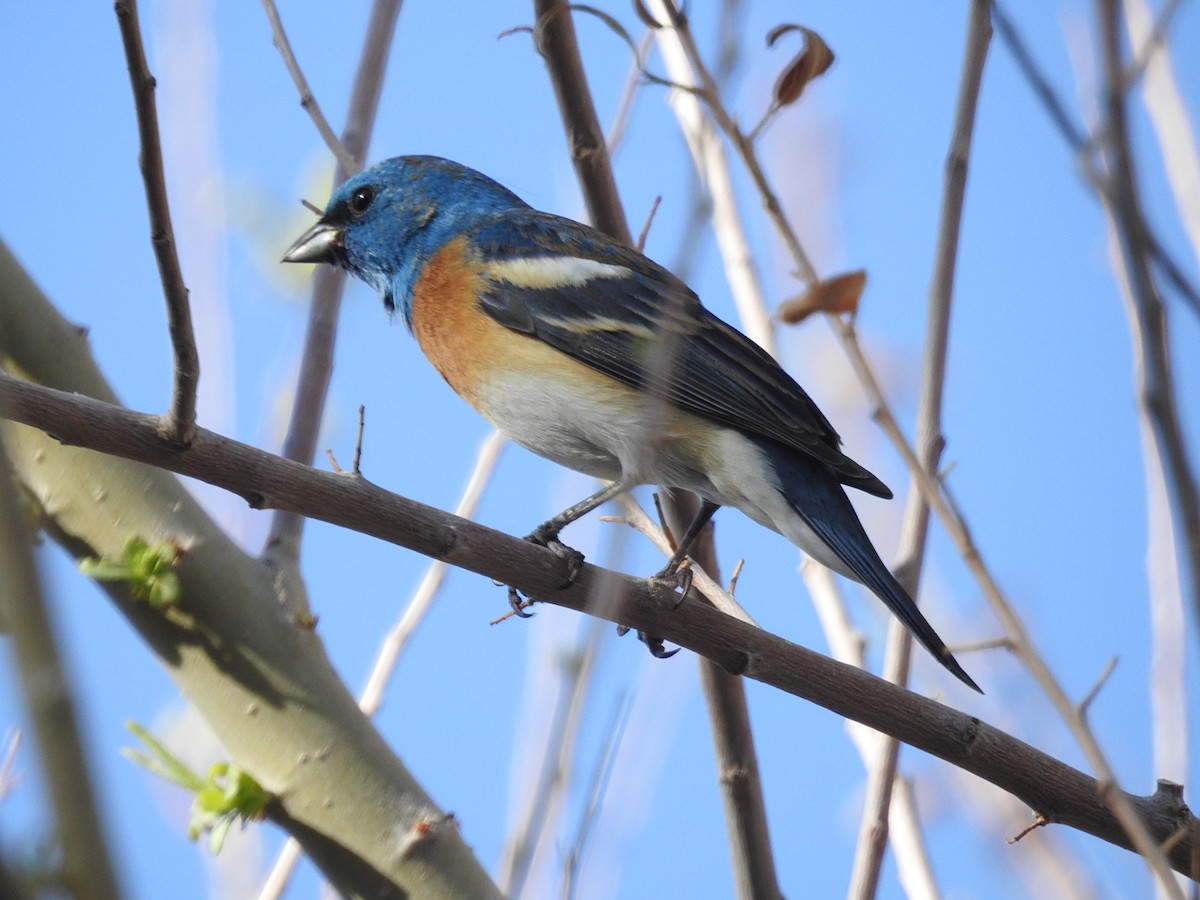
[762,441,981,693]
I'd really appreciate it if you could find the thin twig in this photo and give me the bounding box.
[1078,657,1118,718]
[727,558,745,596]
[635,195,663,252]
[561,693,632,900]
[261,0,401,576]
[604,30,654,157]
[991,1,1200,319]
[352,403,366,474]
[1122,0,1185,88]
[261,0,357,172]
[614,494,755,625]
[1085,2,1187,889]
[114,0,199,447]
[850,5,992,896]
[499,620,607,898]
[359,430,506,715]
[0,730,20,802]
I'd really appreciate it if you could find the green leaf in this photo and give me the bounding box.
[79,535,182,607]
[123,722,272,854]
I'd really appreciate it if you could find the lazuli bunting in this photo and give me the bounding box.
[284,155,979,692]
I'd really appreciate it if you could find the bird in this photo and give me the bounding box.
[283,154,980,692]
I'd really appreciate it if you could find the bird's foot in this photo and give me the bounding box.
[501,525,587,620]
[614,623,680,659]
[524,524,586,589]
[506,585,534,619]
[637,630,679,659]
[651,561,693,605]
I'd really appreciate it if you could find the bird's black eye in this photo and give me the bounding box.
[348,185,375,217]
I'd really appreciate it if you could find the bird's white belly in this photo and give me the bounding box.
[477,370,638,482]
[476,368,859,580]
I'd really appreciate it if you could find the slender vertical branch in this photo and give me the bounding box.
[663,491,783,900]
[0,436,121,900]
[1093,0,1192,891]
[261,0,356,172]
[849,5,991,897]
[114,0,199,447]
[262,0,402,576]
[499,620,607,898]
[561,694,631,900]
[1121,0,1193,811]
[647,0,1184,885]
[530,3,781,896]
[991,1,1200,318]
[532,0,630,243]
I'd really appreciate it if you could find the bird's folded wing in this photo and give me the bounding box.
[471,211,891,499]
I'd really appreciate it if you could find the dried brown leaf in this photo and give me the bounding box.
[767,24,835,108]
[778,270,866,324]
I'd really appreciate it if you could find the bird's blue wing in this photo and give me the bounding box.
[471,210,891,499]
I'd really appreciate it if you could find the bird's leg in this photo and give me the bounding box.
[620,499,721,658]
[507,479,635,617]
[653,499,721,597]
[526,479,633,555]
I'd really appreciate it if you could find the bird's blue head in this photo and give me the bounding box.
[283,155,529,326]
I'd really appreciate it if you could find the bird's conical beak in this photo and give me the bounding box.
[282,220,341,264]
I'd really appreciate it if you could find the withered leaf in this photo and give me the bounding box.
[778,270,867,324]
[767,24,835,108]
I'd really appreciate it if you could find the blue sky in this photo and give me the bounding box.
[2,2,1199,898]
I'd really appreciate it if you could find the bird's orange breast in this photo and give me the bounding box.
[408,235,507,407]
[410,235,586,411]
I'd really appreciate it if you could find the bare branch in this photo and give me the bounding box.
[5,373,1199,878]
[531,0,631,243]
[263,0,402,575]
[1078,657,1119,718]
[261,0,357,172]
[642,1,1184,880]
[1089,3,1189,889]
[991,1,1200,319]
[561,693,631,900]
[500,620,606,897]
[114,0,199,447]
[850,4,992,895]
[360,429,507,715]
[0,430,121,900]
[1122,0,1185,88]
[531,3,781,894]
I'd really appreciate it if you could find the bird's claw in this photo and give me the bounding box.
[637,630,679,659]
[653,563,693,606]
[500,528,585,621]
[614,623,680,658]
[524,528,585,589]
[507,585,534,618]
